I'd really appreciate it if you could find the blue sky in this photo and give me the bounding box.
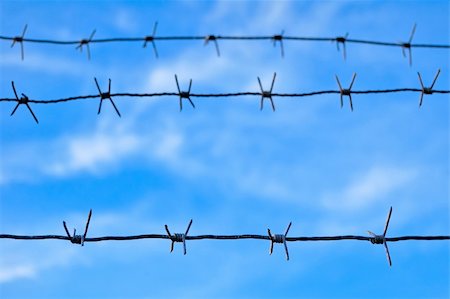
[0,1,449,298]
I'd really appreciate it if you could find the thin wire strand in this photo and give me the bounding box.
[1,89,449,105]
[1,35,449,48]
[1,233,448,242]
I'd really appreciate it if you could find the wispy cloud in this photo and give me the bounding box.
[321,166,417,212]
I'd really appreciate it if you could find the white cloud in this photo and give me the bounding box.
[0,265,36,283]
[321,166,417,212]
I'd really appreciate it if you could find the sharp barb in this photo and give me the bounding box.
[419,93,424,107]
[270,98,276,111]
[153,22,158,36]
[109,98,121,117]
[283,240,290,261]
[188,98,195,108]
[270,72,276,92]
[408,48,412,66]
[25,103,39,124]
[285,222,292,236]
[86,44,91,60]
[267,229,273,240]
[384,242,392,267]
[417,72,424,89]
[342,42,346,61]
[183,239,187,255]
[11,81,19,100]
[20,43,24,61]
[335,75,343,91]
[367,230,376,237]
[214,40,220,57]
[170,241,174,253]
[383,207,393,237]
[409,23,416,44]
[10,103,20,116]
[280,40,284,58]
[349,73,357,90]
[179,98,183,111]
[430,69,441,89]
[22,24,28,37]
[269,240,274,255]
[188,79,192,93]
[89,29,96,41]
[185,219,193,235]
[94,77,102,95]
[349,95,353,112]
[84,209,93,239]
[340,95,343,108]
[152,41,159,58]
[108,78,111,93]
[174,75,181,93]
[260,97,264,111]
[257,77,264,93]
[164,225,172,238]
[63,221,71,238]
[98,99,103,115]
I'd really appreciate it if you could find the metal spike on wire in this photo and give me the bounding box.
[401,23,416,66]
[204,35,220,57]
[94,77,121,117]
[257,72,277,111]
[9,81,39,124]
[268,222,292,261]
[368,206,393,266]
[62,209,92,246]
[1,207,450,265]
[335,73,357,111]
[174,74,195,111]
[2,73,450,119]
[2,23,449,62]
[76,29,96,60]
[165,219,193,255]
[10,24,27,61]
[143,22,159,58]
[272,30,285,58]
[335,32,349,61]
[417,69,441,107]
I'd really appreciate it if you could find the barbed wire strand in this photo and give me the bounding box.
[1,70,447,124]
[2,23,449,63]
[1,207,449,266]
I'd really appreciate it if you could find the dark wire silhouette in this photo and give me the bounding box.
[2,23,449,62]
[1,207,449,266]
[2,71,447,123]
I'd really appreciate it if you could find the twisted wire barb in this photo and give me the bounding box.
[1,71,448,122]
[0,207,449,266]
[2,24,449,62]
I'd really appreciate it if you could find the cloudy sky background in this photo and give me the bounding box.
[0,1,449,298]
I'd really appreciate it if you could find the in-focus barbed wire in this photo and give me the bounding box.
[2,23,449,64]
[1,207,449,266]
[1,70,447,124]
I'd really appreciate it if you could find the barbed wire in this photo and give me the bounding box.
[1,71,447,124]
[2,23,449,64]
[1,207,449,266]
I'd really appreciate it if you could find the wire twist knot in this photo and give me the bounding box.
[62,209,92,246]
[165,219,193,255]
[268,222,292,261]
[417,69,440,107]
[257,72,277,111]
[367,206,393,266]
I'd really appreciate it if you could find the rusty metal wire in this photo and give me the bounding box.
[0,207,449,266]
[1,71,447,124]
[1,23,449,63]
